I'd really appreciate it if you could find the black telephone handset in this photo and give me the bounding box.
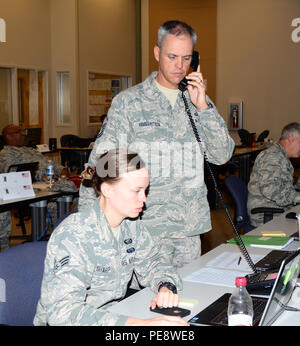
[178,51,200,92]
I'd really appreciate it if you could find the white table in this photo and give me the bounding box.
[109,211,300,325]
[248,205,300,239]
[0,184,76,240]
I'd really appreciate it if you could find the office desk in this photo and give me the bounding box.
[0,186,77,241]
[109,243,300,325]
[108,244,242,321]
[248,205,300,238]
[232,144,265,184]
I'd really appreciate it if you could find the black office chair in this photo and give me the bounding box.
[256,130,269,143]
[0,135,4,150]
[60,134,95,148]
[24,128,42,148]
[225,175,284,233]
[60,135,95,172]
[238,129,256,147]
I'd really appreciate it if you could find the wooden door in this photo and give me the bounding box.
[17,69,44,143]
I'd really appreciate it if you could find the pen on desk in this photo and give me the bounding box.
[237,256,242,266]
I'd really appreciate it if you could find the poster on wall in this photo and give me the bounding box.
[228,102,243,130]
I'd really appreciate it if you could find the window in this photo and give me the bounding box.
[57,72,71,124]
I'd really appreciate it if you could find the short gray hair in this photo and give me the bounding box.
[280,122,300,140]
[157,20,197,48]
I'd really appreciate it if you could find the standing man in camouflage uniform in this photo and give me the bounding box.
[248,122,300,227]
[34,149,187,326]
[79,20,234,268]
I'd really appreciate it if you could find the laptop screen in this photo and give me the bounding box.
[259,249,300,326]
[8,162,39,183]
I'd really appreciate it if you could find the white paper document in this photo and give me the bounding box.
[183,252,264,287]
[36,144,50,152]
[205,252,263,271]
[0,171,35,200]
[183,267,248,287]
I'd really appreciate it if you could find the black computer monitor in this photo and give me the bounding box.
[25,128,42,148]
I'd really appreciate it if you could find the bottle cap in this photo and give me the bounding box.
[235,277,247,287]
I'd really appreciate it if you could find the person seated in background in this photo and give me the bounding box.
[0,124,68,180]
[0,124,76,251]
[34,149,188,326]
[247,122,300,227]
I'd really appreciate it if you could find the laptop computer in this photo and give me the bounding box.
[188,249,300,326]
[8,162,39,183]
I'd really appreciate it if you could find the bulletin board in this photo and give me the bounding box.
[88,72,131,125]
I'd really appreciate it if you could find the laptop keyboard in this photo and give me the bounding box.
[246,271,271,284]
[211,297,267,326]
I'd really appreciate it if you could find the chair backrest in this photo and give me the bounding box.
[256,130,269,143]
[238,129,256,147]
[0,241,47,326]
[0,135,4,150]
[60,134,95,148]
[60,134,80,147]
[225,175,250,230]
[24,128,42,148]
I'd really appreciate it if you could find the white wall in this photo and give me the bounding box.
[216,0,300,143]
[78,0,137,137]
[49,0,79,144]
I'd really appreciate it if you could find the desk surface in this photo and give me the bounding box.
[0,188,62,212]
[109,243,300,325]
[249,205,300,238]
[109,207,300,326]
[233,144,266,156]
[58,147,91,151]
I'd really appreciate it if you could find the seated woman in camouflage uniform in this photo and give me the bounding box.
[34,148,188,326]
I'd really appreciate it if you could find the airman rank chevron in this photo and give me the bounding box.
[54,256,70,272]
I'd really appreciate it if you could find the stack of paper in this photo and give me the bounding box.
[183,252,263,287]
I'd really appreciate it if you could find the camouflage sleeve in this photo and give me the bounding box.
[79,93,132,210]
[252,152,297,206]
[195,95,235,165]
[0,211,11,250]
[36,222,129,326]
[133,222,182,293]
[0,150,13,173]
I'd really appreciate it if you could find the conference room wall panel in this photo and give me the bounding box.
[216,0,300,142]
[0,0,50,70]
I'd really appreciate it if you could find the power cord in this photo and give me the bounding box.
[284,305,300,312]
[181,90,257,274]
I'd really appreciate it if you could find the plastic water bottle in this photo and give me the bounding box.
[46,159,54,187]
[228,277,253,326]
